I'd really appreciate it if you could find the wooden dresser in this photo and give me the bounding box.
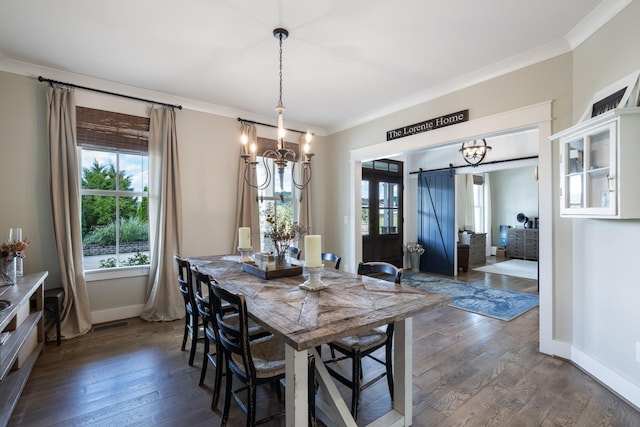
[506,228,538,260]
[459,232,486,265]
[0,271,48,426]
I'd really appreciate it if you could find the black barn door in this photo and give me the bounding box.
[418,169,455,275]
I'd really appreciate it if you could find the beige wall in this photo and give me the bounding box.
[0,73,59,284]
[568,0,640,389]
[0,71,326,321]
[324,52,573,300]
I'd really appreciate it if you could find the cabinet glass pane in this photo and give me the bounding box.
[588,129,610,171]
[587,172,610,208]
[568,139,584,174]
[567,175,583,208]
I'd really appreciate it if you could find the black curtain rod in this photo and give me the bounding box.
[237,117,309,135]
[409,155,538,174]
[38,76,183,110]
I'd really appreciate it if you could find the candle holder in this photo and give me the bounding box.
[300,265,328,291]
[238,247,252,263]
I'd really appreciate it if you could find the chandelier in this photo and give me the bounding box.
[240,28,314,194]
[460,138,491,166]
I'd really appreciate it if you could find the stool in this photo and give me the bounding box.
[44,288,64,346]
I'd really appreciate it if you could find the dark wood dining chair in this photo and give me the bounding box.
[357,261,402,283]
[192,267,271,410]
[175,255,202,366]
[288,246,301,260]
[323,261,401,419]
[210,283,287,426]
[191,267,224,410]
[321,252,341,270]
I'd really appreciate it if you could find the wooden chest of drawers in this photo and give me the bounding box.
[506,228,538,260]
[459,232,486,265]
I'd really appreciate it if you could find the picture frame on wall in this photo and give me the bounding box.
[579,70,640,122]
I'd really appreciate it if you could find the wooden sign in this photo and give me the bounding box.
[387,109,469,141]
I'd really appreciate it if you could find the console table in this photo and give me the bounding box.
[0,271,48,426]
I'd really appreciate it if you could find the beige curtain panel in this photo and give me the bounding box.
[46,86,92,340]
[141,107,184,321]
[298,133,313,232]
[232,123,260,253]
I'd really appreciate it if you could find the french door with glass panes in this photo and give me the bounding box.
[361,159,403,267]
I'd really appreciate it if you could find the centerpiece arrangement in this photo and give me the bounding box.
[242,205,309,279]
[404,241,425,272]
[263,206,309,269]
[0,239,29,284]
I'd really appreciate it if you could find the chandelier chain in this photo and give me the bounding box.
[278,34,284,108]
[239,27,313,198]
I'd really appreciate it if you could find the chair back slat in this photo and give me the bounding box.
[357,261,402,284]
[321,252,341,270]
[210,284,256,380]
[191,267,213,323]
[288,246,301,260]
[175,256,194,306]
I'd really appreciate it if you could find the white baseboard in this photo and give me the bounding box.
[91,304,145,325]
[571,346,640,409]
[541,338,571,359]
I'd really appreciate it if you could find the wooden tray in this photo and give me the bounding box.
[241,262,303,280]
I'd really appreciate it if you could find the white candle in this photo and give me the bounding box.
[305,235,322,267]
[238,227,251,248]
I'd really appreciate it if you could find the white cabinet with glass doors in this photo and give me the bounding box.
[552,107,640,218]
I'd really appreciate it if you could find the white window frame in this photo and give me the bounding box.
[473,177,485,234]
[80,147,150,281]
[256,155,300,253]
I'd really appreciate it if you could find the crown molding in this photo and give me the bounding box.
[0,58,328,136]
[328,39,571,135]
[565,0,634,49]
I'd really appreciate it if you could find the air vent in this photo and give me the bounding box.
[92,321,129,332]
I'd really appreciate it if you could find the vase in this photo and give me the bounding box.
[410,252,421,272]
[0,257,16,285]
[275,253,288,270]
[9,227,23,276]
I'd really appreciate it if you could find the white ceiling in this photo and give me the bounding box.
[0,0,630,135]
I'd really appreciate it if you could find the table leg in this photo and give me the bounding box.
[285,345,309,427]
[393,317,412,423]
[312,348,357,427]
[286,318,413,427]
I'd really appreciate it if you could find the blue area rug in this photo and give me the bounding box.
[402,272,539,321]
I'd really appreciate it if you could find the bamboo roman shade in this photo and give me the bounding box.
[76,106,150,153]
[256,136,300,156]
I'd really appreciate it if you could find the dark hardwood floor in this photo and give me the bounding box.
[9,257,640,426]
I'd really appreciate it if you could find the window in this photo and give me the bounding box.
[361,180,370,235]
[378,181,399,235]
[472,174,485,233]
[77,107,150,272]
[255,152,297,253]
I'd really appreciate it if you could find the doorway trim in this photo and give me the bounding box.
[349,101,554,355]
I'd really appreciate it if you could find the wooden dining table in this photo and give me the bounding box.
[187,255,450,427]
